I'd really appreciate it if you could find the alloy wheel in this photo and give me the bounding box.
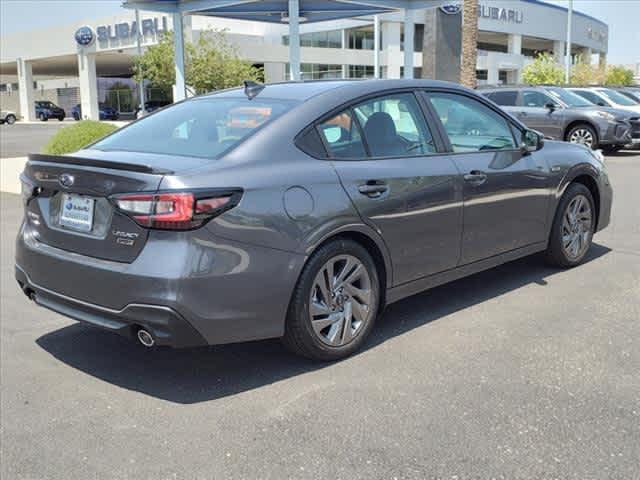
[309,254,373,347]
[561,194,593,260]
[569,129,594,148]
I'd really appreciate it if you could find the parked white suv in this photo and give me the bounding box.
[0,109,17,125]
[569,87,640,115]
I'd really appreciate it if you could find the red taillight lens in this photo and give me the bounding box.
[112,191,239,230]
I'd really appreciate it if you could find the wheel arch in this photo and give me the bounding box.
[558,165,601,231]
[564,120,599,145]
[301,225,393,311]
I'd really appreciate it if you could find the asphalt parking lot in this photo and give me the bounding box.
[0,122,73,158]
[1,151,639,480]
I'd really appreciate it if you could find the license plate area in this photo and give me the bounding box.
[59,194,95,232]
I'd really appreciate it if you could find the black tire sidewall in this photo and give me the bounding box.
[548,183,595,267]
[567,124,598,150]
[6,115,16,124]
[286,239,380,361]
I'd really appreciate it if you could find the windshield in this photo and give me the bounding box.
[93,97,298,159]
[546,88,593,107]
[597,89,638,106]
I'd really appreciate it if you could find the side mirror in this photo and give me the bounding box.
[545,102,559,111]
[521,129,544,153]
[597,101,606,107]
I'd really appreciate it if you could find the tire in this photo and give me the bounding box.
[566,124,598,150]
[282,239,380,361]
[39,113,47,122]
[73,113,80,121]
[545,183,596,268]
[58,116,64,121]
[5,114,16,125]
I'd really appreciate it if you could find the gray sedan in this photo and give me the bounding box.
[481,85,633,152]
[16,80,612,360]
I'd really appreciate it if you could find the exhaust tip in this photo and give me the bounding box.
[137,329,155,347]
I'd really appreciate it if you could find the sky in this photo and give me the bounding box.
[1,0,638,64]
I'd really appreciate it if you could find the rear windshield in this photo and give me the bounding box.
[92,97,298,159]
[597,89,638,106]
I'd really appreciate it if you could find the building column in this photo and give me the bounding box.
[507,34,522,55]
[403,9,415,79]
[579,47,592,64]
[373,15,380,79]
[341,64,348,79]
[288,0,301,80]
[382,22,401,79]
[173,11,186,101]
[17,58,35,122]
[553,40,565,63]
[487,67,499,85]
[598,52,607,68]
[77,51,99,120]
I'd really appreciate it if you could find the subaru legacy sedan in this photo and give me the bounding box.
[16,80,612,361]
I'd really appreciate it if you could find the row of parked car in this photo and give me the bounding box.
[479,85,640,152]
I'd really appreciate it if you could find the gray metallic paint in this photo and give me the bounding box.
[15,80,613,347]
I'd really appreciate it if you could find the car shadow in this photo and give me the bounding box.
[36,243,611,404]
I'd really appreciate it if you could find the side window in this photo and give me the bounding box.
[353,93,436,157]
[488,90,518,106]
[317,110,366,159]
[574,90,605,105]
[428,92,517,153]
[522,90,553,108]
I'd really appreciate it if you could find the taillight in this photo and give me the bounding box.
[111,190,241,230]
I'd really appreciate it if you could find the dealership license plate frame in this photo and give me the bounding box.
[60,194,95,233]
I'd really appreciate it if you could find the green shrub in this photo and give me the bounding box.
[43,120,119,155]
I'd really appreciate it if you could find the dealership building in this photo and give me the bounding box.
[0,0,608,121]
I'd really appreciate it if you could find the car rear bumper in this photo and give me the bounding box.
[15,221,306,347]
[16,265,207,347]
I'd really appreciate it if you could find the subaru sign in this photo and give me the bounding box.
[96,17,168,43]
[74,26,95,46]
[440,4,461,15]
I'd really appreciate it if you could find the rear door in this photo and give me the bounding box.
[424,90,552,265]
[322,91,463,286]
[520,90,564,139]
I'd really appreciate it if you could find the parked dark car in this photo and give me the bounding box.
[16,80,612,361]
[480,86,633,152]
[135,99,171,118]
[71,103,120,121]
[34,101,65,121]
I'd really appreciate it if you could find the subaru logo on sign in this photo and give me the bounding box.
[440,4,462,14]
[59,174,75,188]
[75,26,95,46]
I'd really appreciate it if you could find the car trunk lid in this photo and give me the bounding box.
[22,151,212,263]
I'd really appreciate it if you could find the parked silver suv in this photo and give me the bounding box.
[481,86,633,152]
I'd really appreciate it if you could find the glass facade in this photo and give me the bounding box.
[286,63,343,80]
[347,27,375,50]
[349,65,375,79]
[283,30,342,48]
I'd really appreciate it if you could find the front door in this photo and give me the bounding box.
[424,90,553,265]
[319,92,463,286]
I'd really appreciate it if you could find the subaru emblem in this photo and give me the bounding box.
[440,4,462,14]
[59,173,75,188]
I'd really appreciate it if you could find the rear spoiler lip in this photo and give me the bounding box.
[27,153,174,175]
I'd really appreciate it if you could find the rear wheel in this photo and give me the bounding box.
[282,239,380,361]
[567,124,598,149]
[39,113,47,122]
[73,113,80,121]
[58,116,64,121]
[545,183,595,268]
[5,114,16,125]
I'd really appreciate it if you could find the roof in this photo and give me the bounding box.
[122,0,449,24]
[202,78,469,101]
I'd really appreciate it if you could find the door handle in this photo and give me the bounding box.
[519,111,528,117]
[463,170,488,185]
[358,182,388,198]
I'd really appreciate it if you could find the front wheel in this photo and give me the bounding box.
[39,113,47,122]
[545,183,595,268]
[58,116,64,121]
[282,239,380,361]
[567,124,598,150]
[5,114,16,125]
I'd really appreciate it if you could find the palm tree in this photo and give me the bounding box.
[460,0,478,88]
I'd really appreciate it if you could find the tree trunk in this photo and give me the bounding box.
[460,0,478,88]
